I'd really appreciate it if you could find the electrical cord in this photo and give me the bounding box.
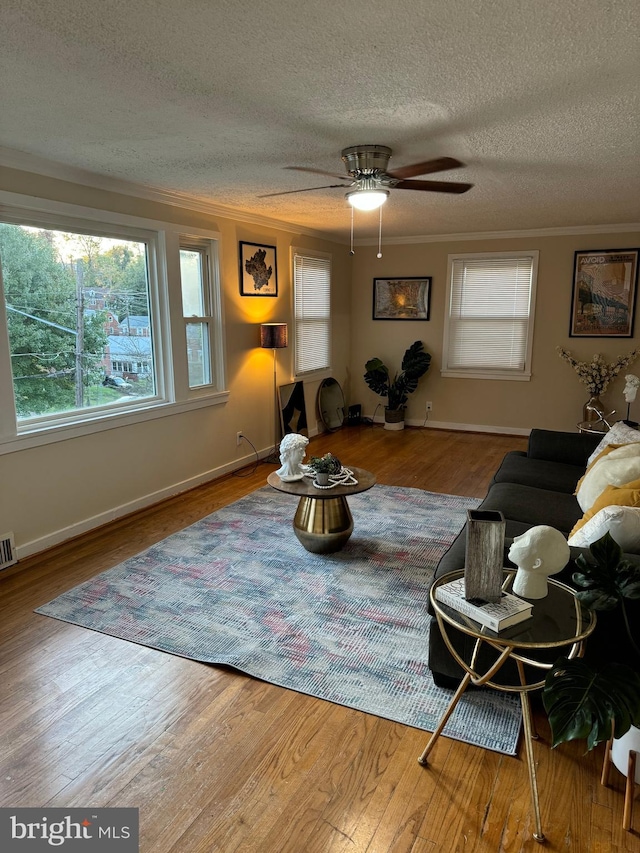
[232,434,260,477]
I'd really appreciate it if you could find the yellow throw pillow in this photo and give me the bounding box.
[570,477,640,537]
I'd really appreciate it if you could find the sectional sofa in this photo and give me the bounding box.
[428,426,640,687]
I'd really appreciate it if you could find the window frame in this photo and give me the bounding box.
[291,248,332,380]
[0,192,227,455]
[441,250,539,381]
[179,237,224,395]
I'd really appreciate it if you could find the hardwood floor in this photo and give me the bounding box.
[1,426,637,852]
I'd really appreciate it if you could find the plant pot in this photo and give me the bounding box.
[384,407,404,431]
[314,472,330,485]
[612,724,640,783]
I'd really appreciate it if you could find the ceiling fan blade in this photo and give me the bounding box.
[258,184,348,198]
[394,179,474,194]
[285,166,350,181]
[387,157,466,180]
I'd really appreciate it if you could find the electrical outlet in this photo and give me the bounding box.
[236,430,244,446]
[426,401,433,411]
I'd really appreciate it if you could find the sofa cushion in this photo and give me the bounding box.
[479,482,582,534]
[493,451,584,494]
[527,428,601,467]
[568,504,640,552]
[576,442,640,511]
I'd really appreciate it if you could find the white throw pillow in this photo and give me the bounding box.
[587,421,640,466]
[568,504,640,552]
[576,442,640,512]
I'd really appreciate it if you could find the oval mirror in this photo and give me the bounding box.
[318,378,345,431]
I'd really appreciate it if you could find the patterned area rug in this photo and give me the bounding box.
[36,484,522,755]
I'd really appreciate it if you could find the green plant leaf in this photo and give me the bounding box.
[363,358,390,398]
[572,532,640,612]
[401,340,432,380]
[542,657,640,750]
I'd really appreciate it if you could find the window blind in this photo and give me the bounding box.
[446,255,535,373]
[293,253,331,375]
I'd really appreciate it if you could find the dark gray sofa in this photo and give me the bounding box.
[427,428,639,687]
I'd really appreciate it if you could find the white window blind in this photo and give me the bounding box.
[443,252,537,379]
[293,253,331,375]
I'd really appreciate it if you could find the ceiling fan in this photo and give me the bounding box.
[260,144,473,210]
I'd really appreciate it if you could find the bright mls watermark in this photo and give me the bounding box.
[0,809,138,851]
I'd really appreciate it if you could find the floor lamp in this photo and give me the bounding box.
[260,323,288,463]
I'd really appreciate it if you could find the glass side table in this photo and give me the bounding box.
[421,570,597,843]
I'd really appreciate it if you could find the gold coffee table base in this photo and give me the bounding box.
[267,468,376,554]
[293,495,354,553]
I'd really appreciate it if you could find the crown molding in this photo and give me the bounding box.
[3,147,637,248]
[356,222,640,245]
[0,146,335,242]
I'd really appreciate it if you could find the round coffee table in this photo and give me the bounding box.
[267,467,376,554]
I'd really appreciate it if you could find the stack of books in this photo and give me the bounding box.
[435,576,533,631]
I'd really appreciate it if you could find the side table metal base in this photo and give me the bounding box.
[293,495,354,553]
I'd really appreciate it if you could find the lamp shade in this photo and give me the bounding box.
[346,188,389,211]
[260,323,288,349]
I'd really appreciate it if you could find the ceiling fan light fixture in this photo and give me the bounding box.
[346,188,389,211]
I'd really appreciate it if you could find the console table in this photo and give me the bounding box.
[421,570,596,843]
[267,467,376,553]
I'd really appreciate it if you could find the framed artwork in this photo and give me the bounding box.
[239,241,278,296]
[372,277,431,320]
[570,248,639,337]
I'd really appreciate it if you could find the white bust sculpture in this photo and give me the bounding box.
[507,525,570,599]
[624,374,640,403]
[276,433,309,481]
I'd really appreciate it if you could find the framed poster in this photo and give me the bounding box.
[373,277,431,320]
[239,241,278,296]
[570,248,639,337]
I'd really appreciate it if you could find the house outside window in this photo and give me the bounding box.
[292,251,331,376]
[0,220,157,423]
[442,251,538,380]
[0,198,227,452]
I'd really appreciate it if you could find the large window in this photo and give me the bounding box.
[0,222,157,423]
[0,199,226,450]
[293,251,331,376]
[442,251,538,380]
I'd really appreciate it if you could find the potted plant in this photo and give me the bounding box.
[364,340,431,431]
[542,533,640,753]
[308,453,341,484]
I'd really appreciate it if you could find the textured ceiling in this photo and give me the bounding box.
[1,0,639,241]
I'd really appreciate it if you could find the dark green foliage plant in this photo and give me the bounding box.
[364,340,431,411]
[308,453,342,474]
[542,533,640,750]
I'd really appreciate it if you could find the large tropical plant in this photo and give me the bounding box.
[364,340,431,411]
[542,533,640,750]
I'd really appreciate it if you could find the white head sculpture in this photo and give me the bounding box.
[508,525,570,599]
[276,433,309,481]
[624,374,640,404]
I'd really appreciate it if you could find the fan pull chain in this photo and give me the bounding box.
[377,205,383,258]
[350,206,355,255]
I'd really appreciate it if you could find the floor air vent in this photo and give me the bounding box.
[0,532,17,570]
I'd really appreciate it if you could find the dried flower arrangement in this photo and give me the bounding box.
[557,348,640,396]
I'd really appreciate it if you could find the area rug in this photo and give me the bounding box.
[36,484,522,755]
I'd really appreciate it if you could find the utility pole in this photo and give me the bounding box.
[75,259,85,408]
